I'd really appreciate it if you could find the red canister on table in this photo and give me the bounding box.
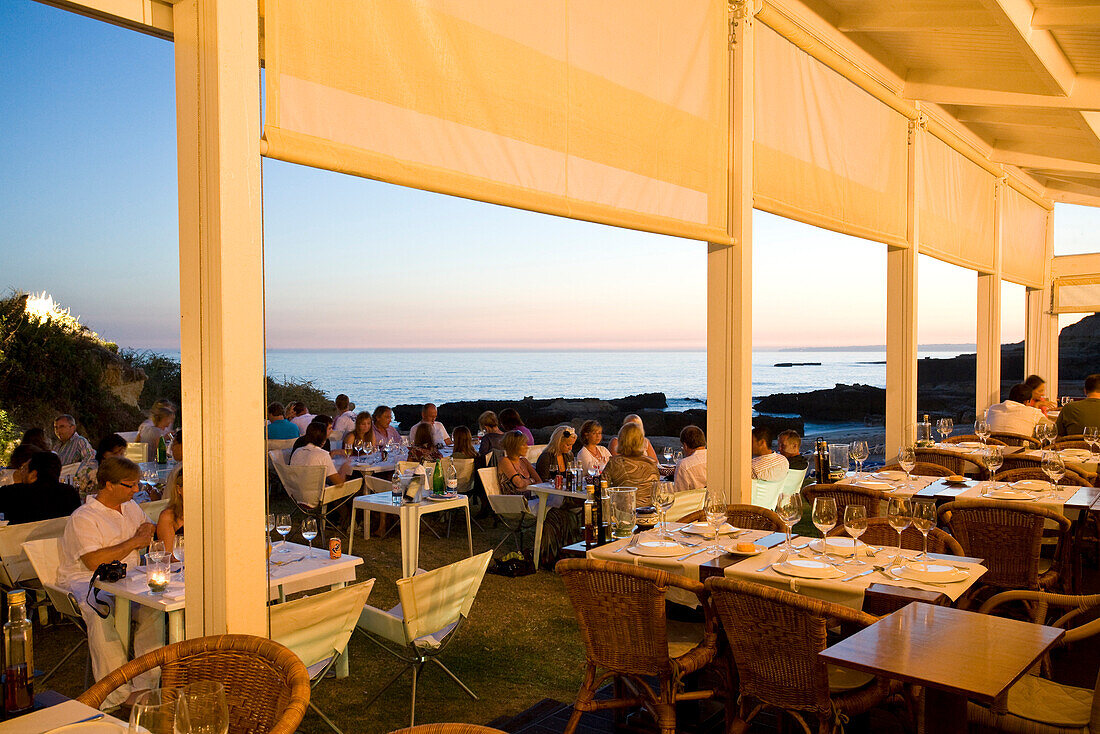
[328,538,341,559]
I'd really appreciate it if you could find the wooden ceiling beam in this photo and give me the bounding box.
[836,9,997,32]
[905,75,1100,110]
[34,0,175,40]
[991,150,1100,175]
[979,0,1077,95]
[1031,6,1100,30]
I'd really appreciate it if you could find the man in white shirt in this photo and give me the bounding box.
[985,383,1052,437]
[290,423,351,486]
[289,401,316,435]
[58,457,162,707]
[673,425,707,492]
[405,403,452,446]
[751,426,789,482]
[332,394,357,435]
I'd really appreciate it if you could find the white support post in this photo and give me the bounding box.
[173,0,268,638]
[886,117,921,457]
[1025,210,1059,398]
[707,3,754,503]
[976,181,1004,416]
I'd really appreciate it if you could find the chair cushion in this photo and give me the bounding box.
[827,665,875,693]
[1005,674,1093,727]
[666,619,703,659]
[412,620,459,652]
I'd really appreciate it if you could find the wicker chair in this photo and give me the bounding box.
[915,448,990,478]
[387,726,508,734]
[998,467,1092,486]
[1054,438,1091,451]
[704,577,899,734]
[967,590,1100,733]
[826,517,964,556]
[801,483,886,518]
[990,431,1041,448]
[77,635,310,734]
[556,559,719,734]
[1054,434,1087,446]
[678,504,785,531]
[938,500,1072,603]
[1000,454,1044,472]
[880,461,953,477]
[945,434,1007,446]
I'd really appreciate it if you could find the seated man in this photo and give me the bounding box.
[673,425,707,492]
[57,457,161,707]
[290,421,351,486]
[1055,373,1100,436]
[751,426,789,482]
[53,414,97,495]
[289,402,316,435]
[266,402,299,440]
[3,443,41,485]
[332,394,357,435]
[985,383,1052,437]
[776,429,808,471]
[405,403,452,447]
[0,451,80,524]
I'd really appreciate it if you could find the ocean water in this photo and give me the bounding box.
[156,346,972,420]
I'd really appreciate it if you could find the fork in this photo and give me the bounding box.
[614,534,640,553]
[757,549,788,573]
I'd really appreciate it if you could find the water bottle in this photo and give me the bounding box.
[3,590,33,716]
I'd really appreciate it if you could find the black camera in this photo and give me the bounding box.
[87,561,128,618]
[98,561,127,582]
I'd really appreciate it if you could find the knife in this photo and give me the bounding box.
[676,546,710,562]
[839,568,875,583]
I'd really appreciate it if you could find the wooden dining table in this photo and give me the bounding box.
[821,602,1064,734]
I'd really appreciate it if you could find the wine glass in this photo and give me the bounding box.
[886,497,913,559]
[849,440,869,474]
[1041,451,1065,496]
[1035,422,1053,449]
[936,417,953,443]
[983,445,1004,487]
[662,446,673,465]
[775,492,803,554]
[704,492,726,555]
[1062,395,1073,408]
[1084,426,1100,460]
[842,504,867,566]
[897,446,917,487]
[811,497,837,562]
[301,518,318,556]
[974,419,991,446]
[275,513,292,552]
[130,688,180,734]
[654,481,675,539]
[173,535,185,576]
[911,501,936,561]
[265,513,275,537]
[175,680,229,734]
[147,540,167,566]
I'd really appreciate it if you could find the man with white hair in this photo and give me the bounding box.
[405,403,452,446]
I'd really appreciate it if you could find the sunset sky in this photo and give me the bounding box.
[2,0,1097,351]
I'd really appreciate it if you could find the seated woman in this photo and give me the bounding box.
[341,412,376,453]
[451,426,477,460]
[608,414,659,460]
[0,451,80,524]
[535,426,577,480]
[497,431,579,565]
[157,469,184,553]
[406,423,443,464]
[290,422,350,486]
[576,420,611,473]
[293,415,333,453]
[499,408,534,444]
[477,411,506,463]
[1024,374,1056,414]
[371,405,402,446]
[603,422,660,506]
[136,404,175,456]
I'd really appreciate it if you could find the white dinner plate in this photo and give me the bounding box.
[626,540,685,557]
[425,493,460,501]
[771,558,845,579]
[872,471,908,481]
[951,441,985,449]
[980,488,1033,501]
[45,722,126,734]
[854,480,896,492]
[809,537,865,556]
[680,522,738,536]
[1060,449,1093,461]
[893,562,969,584]
[1010,480,1053,492]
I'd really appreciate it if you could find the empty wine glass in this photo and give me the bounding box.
[175,680,229,734]
[1084,426,1100,460]
[983,445,1004,486]
[897,446,917,487]
[704,492,726,555]
[811,497,837,561]
[301,518,318,556]
[887,497,913,559]
[147,540,167,566]
[911,501,936,561]
[275,513,292,552]
[130,688,180,734]
[654,482,675,539]
[936,417,953,443]
[974,419,991,446]
[842,505,867,566]
[1041,450,1065,495]
[1035,422,1054,449]
[775,492,803,554]
[849,440,869,474]
[173,534,184,572]
[662,445,673,465]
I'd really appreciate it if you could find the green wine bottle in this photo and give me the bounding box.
[432,461,444,493]
[156,436,167,464]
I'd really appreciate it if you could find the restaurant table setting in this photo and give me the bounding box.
[836,471,939,497]
[933,442,1099,475]
[915,477,1093,517]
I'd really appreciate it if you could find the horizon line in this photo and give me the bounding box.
[132,343,984,353]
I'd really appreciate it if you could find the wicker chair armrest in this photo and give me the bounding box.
[823,603,880,630]
[978,591,1100,645]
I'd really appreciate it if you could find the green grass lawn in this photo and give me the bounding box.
[35,504,588,733]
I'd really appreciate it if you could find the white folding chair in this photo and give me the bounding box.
[477,467,538,556]
[779,466,808,496]
[139,499,170,524]
[59,463,80,486]
[114,431,139,442]
[267,438,297,452]
[526,444,547,463]
[356,551,492,727]
[270,462,362,543]
[0,516,69,589]
[125,442,151,463]
[270,580,375,734]
[751,475,789,511]
[667,488,707,521]
[441,457,477,536]
[22,537,90,684]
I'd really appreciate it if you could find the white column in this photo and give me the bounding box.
[173,0,268,638]
[1025,209,1059,399]
[976,181,1004,416]
[886,117,921,457]
[707,3,753,503]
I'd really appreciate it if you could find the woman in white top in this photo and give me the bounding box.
[136,404,175,456]
[607,414,658,460]
[576,420,611,473]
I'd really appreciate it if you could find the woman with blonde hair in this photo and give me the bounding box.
[608,414,658,460]
[536,426,577,480]
[603,422,660,505]
[157,468,185,554]
[476,410,506,463]
[341,411,376,453]
[137,404,175,456]
[497,430,578,564]
[576,420,610,473]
